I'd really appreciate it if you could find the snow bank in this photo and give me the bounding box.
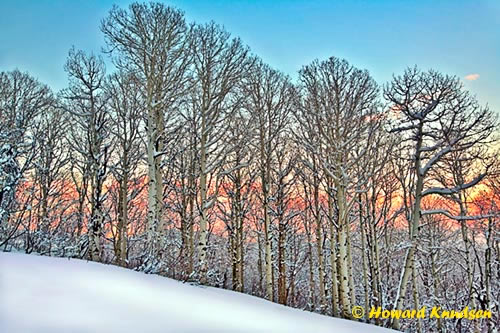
[0,252,394,332]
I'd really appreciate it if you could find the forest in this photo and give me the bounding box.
[0,2,499,332]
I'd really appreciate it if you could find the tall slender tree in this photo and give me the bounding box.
[106,71,143,266]
[63,48,110,262]
[245,61,295,301]
[102,2,191,271]
[190,22,252,283]
[0,70,54,247]
[298,56,381,317]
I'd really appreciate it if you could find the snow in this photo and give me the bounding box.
[0,252,394,333]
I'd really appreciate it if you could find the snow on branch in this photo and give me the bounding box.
[421,209,498,221]
[421,172,486,197]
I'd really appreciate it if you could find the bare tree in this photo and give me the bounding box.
[102,2,191,271]
[189,22,252,283]
[167,118,198,278]
[30,104,70,255]
[245,60,295,301]
[63,48,110,262]
[270,138,299,305]
[298,56,381,317]
[0,70,54,248]
[216,111,256,292]
[2,4,500,331]
[385,67,497,330]
[106,71,144,266]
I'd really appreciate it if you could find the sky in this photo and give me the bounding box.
[0,0,499,111]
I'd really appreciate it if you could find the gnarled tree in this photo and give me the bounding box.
[385,67,497,330]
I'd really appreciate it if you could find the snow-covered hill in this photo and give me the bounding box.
[0,252,393,332]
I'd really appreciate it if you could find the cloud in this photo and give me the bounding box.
[464,73,480,81]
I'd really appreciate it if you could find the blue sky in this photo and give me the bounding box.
[1,0,499,111]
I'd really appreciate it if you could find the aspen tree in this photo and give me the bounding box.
[106,72,143,266]
[385,68,496,330]
[0,71,53,247]
[245,61,294,301]
[63,48,110,262]
[298,57,380,317]
[190,22,252,283]
[102,3,191,271]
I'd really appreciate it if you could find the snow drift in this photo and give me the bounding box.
[0,252,394,332]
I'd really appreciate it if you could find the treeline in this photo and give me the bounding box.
[0,3,499,332]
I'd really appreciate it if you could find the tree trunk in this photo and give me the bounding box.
[314,177,326,312]
[263,200,274,301]
[146,96,160,268]
[278,217,287,305]
[306,224,316,311]
[116,172,128,267]
[393,126,424,330]
[198,121,208,283]
[336,182,351,317]
[328,191,339,317]
[359,194,370,317]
